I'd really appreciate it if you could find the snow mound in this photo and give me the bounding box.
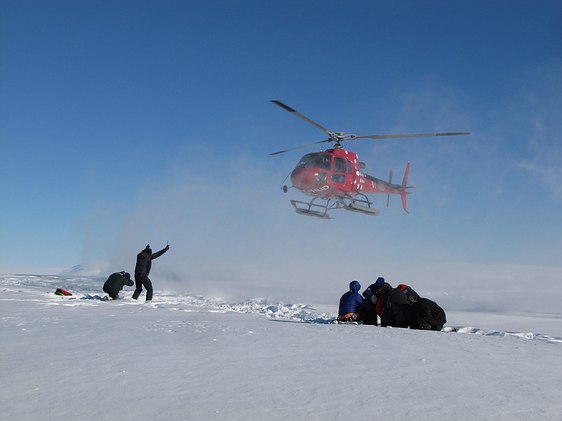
[443,326,562,344]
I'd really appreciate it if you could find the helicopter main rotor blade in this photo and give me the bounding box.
[354,132,471,140]
[269,139,332,156]
[271,100,333,136]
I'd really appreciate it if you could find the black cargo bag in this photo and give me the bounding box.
[412,298,446,331]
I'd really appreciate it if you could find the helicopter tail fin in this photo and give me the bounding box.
[400,162,413,213]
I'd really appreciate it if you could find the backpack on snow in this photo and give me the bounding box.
[411,298,446,331]
[55,288,72,296]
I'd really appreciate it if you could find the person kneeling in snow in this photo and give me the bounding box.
[337,280,364,323]
[360,286,378,325]
[396,283,421,304]
[372,278,415,328]
[103,271,134,300]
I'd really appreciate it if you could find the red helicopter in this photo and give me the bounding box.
[270,100,470,219]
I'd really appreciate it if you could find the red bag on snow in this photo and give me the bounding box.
[55,288,72,296]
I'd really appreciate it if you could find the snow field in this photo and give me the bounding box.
[1,274,562,420]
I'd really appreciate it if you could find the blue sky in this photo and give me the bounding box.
[1,1,561,298]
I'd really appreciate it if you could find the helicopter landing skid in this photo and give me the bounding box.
[345,203,380,216]
[342,195,380,216]
[290,199,338,219]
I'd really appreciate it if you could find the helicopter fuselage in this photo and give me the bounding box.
[290,147,410,204]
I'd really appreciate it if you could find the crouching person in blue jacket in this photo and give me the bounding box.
[337,280,364,323]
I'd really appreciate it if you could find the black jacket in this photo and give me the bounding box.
[135,246,169,275]
[380,288,415,328]
[103,272,134,298]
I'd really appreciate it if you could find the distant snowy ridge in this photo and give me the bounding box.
[57,262,109,276]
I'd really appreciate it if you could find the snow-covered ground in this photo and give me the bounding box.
[1,273,561,420]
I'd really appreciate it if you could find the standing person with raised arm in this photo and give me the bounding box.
[132,243,170,302]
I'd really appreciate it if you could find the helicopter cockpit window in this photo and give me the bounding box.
[334,157,346,173]
[330,157,347,183]
[296,153,331,170]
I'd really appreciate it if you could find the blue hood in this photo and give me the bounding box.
[373,277,385,289]
[349,280,361,292]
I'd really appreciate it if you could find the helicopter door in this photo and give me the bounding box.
[331,157,347,184]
